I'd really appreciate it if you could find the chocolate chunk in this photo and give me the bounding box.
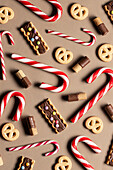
[107,142,113,166]
[38,99,68,133]
[104,104,113,121]
[26,116,38,136]
[18,156,35,170]
[20,22,49,55]
[16,70,32,88]
[93,17,109,35]
[68,92,87,102]
[72,56,90,73]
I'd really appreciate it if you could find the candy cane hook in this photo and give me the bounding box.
[0,91,25,121]
[46,28,96,46]
[0,31,14,80]
[71,67,113,123]
[11,54,69,93]
[71,136,101,170]
[17,0,63,22]
[7,140,60,156]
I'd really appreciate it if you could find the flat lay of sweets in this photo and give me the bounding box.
[20,22,49,55]
[38,98,68,133]
[1,0,113,169]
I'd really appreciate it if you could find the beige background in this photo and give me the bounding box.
[0,0,113,169]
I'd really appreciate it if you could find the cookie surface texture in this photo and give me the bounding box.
[55,47,73,64]
[54,156,72,170]
[98,44,113,62]
[2,123,19,141]
[70,4,88,20]
[85,116,103,134]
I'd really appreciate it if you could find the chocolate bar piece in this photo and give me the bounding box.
[17,156,35,170]
[38,99,68,133]
[68,92,87,102]
[26,116,38,136]
[16,70,32,88]
[93,17,109,35]
[72,56,90,73]
[20,22,49,55]
[104,1,113,22]
[104,104,113,121]
[107,142,113,166]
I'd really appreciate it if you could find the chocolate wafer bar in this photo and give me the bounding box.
[104,1,113,22]
[17,156,35,170]
[38,98,68,133]
[106,142,113,166]
[20,22,49,55]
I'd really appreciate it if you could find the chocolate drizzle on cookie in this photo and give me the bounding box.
[20,22,49,55]
[38,98,68,133]
[18,156,35,170]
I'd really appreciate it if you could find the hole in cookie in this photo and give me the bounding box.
[105,55,110,58]
[96,120,99,124]
[74,6,79,11]
[76,12,80,16]
[108,47,111,51]
[13,132,16,137]
[102,50,106,54]
[8,11,11,16]
[7,126,11,130]
[2,10,5,14]
[96,126,101,130]
[1,17,5,20]
[6,133,10,137]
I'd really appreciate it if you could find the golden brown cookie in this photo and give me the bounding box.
[70,4,88,20]
[0,7,14,24]
[55,47,73,64]
[85,116,103,134]
[54,156,72,170]
[98,44,113,62]
[1,123,19,141]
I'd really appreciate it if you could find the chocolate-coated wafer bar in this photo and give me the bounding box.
[16,70,32,88]
[38,98,68,133]
[26,116,38,136]
[20,22,49,55]
[104,104,113,121]
[104,1,113,22]
[72,56,90,73]
[68,92,87,102]
[17,156,35,170]
[106,142,113,166]
[93,17,109,35]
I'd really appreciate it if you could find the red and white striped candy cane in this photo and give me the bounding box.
[71,136,101,170]
[0,91,25,121]
[0,31,14,80]
[46,28,96,46]
[17,0,63,22]
[71,67,113,123]
[11,54,69,93]
[7,140,60,156]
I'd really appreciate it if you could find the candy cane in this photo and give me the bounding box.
[0,31,14,80]
[71,136,101,170]
[17,0,63,22]
[46,28,96,46]
[71,67,113,123]
[0,91,25,121]
[7,140,60,156]
[11,54,69,93]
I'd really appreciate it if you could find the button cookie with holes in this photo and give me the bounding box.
[55,47,73,64]
[1,123,19,141]
[98,44,113,62]
[70,3,88,20]
[85,116,103,134]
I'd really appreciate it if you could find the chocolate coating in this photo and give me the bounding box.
[106,1,113,18]
[68,94,78,102]
[38,99,67,133]
[27,116,36,129]
[98,23,109,35]
[18,157,35,170]
[21,77,32,88]
[107,143,113,166]
[78,56,90,68]
[104,104,113,121]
